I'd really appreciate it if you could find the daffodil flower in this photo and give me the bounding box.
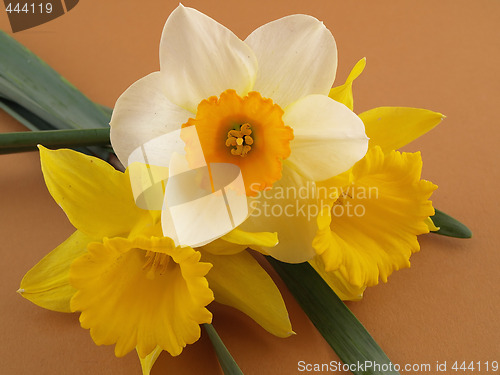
[19,147,292,374]
[109,5,369,263]
[307,59,444,300]
[311,146,438,299]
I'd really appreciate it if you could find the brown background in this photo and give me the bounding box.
[1,1,499,374]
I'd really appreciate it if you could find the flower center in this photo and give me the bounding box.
[225,123,254,157]
[333,191,352,207]
[182,89,294,195]
[143,250,171,277]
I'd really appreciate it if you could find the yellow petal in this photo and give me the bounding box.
[202,228,278,256]
[39,146,154,239]
[312,203,342,271]
[201,250,293,338]
[70,236,214,358]
[359,107,445,153]
[138,346,162,375]
[425,216,439,231]
[201,239,247,256]
[328,57,366,110]
[313,146,437,287]
[222,228,278,248]
[309,256,365,301]
[18,230,92,312]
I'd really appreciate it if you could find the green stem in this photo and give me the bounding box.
[0,128,110,154]
[203,324,244,375]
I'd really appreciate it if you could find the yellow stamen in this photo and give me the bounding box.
[143,250,171,278]
[333,192,352,207]
[226,123,254,157]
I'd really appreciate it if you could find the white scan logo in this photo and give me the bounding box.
[127,126,248,248]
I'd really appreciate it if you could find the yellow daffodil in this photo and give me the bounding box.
[109,5,369,263]
[19,147,292,374]
[307,59,443,300]
[311,146,437,298]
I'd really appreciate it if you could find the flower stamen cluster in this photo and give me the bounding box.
[143,250,171,278]
[226,123,254,157]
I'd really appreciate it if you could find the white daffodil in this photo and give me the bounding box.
[110,5,368,263]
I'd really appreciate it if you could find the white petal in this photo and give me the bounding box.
[240,165,318,263]
[245,15,337,108]
[162,156,249,248]
[110,72,192,167]
[283,95,369,181]
[160,5,257,112]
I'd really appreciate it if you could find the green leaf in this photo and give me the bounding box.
[203,324,244,375]
[98,104,114,119]
[0,31,110,130]
[0,98,54,131]
[0,128,110,154]
[0,31,111,158]
[430,209,472,238]
[267,257,399,375]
